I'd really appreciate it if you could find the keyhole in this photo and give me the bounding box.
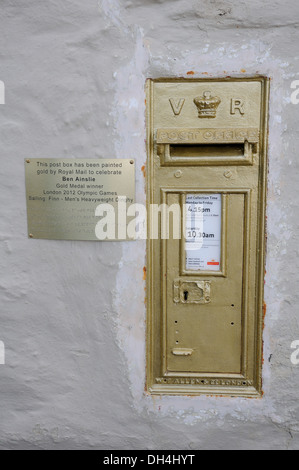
[184,291,188,302]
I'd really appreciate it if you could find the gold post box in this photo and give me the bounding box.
[146,77,269,397]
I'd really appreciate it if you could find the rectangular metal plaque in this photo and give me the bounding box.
[25,158,135,241]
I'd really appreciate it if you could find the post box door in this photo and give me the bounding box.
[166,192,245,374]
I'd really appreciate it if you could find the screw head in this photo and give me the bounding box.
[224,170,233,179]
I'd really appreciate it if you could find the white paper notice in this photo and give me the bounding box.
[185,194,222,271]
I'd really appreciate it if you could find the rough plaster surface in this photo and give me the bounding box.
[1,0,299,450]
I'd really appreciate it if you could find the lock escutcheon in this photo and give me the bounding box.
[173,279,211,304]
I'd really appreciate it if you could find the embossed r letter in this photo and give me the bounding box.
[231,98,245,115]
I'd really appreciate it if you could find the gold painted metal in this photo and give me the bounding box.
[146,77,269,397]
[194,91,221,118]
[25,158,135,241]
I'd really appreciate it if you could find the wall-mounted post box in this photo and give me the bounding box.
[146,77,269,397]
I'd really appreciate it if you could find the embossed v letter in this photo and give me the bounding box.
[169,98,185,116]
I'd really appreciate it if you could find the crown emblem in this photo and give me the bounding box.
[194,91,221,118]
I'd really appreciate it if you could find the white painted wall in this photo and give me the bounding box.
[1,0,299,449]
